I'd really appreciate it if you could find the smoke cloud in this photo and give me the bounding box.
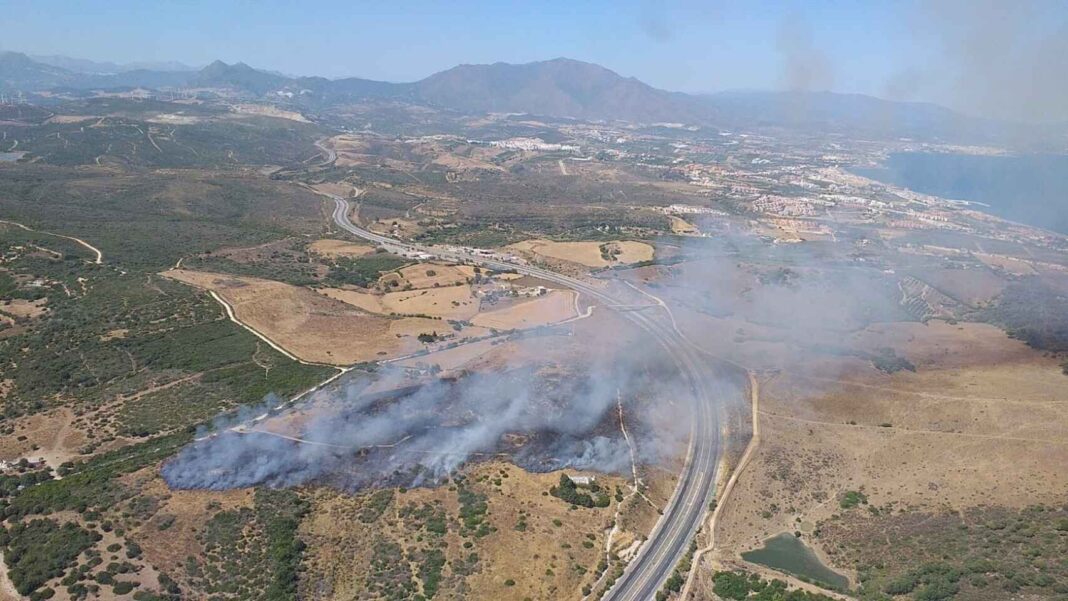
[163,336,693,491]
[911,0,1068,122]
[163,230,916,495]
[776,13,834,93]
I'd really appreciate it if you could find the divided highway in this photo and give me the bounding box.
[328,193,724,601]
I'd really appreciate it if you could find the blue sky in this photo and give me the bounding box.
[3,0,1066,120]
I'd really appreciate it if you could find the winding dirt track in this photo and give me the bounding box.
[0,218,103,264]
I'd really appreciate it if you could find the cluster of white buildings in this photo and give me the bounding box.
[486,137,580,152]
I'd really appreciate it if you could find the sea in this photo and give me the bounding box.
[853,152,1068,235]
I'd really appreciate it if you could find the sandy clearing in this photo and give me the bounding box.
[0,298,47,319]
[975,252,1037,275]
[45,114,100,124]
[147,113,201,125]
[307,238,375,259]
[431,152,505,172]
[0,408,84,464]
[162,269,403,365]
[669,215,700,234]
[508,239,654,268]
[472,290,577,330]
[312,182,358,198]
[232,103,310,123]
[0,553,20,601]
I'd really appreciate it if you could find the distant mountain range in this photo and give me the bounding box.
[0,51,1056,145]
[29,54,195,75]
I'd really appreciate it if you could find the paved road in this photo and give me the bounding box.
[313,137,337,164]
[327,193,724,601]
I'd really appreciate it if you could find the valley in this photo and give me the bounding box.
[0,49,1066,601]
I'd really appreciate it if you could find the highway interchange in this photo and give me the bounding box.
[326,191,729,601]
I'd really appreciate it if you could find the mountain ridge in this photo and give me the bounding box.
[0,51,1047,144]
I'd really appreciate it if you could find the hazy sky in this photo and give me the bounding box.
[3,0,1067,121]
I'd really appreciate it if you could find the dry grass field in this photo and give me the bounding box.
[472,290,578,330]
[383,263,477,289]
[299,462,636,601]
[162,269,404,364]
[509,239,654,268]
[708,320,1068,590]
[306,238,375,259]
[320,284,481,320]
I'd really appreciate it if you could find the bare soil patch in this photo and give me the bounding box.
[136,481,255,577]
[0,298,48,319]
[307,238,375,259]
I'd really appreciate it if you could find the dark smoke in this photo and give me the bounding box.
[162,342,691,491]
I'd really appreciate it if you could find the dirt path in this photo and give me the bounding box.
[0,219,103,264]
[787,372,1066,406]
[0,552,21,600]
[758,410,1068,445]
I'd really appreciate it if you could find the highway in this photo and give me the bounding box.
[328,193,721,599]
[326,192,725,601]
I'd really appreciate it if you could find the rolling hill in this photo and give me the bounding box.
[0,51,1048,144]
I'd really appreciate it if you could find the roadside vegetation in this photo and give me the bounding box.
[548,473,612,508]
[711,570,837,601]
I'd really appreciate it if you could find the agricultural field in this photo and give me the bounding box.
[509,239,656,269]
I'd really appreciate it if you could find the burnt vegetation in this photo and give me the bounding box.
[980,277,1068,352]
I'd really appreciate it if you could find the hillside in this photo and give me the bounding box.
[412,58,710,123]
[0,51,1055,144]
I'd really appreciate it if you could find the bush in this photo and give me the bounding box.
[548,474,610,508]
[1,519,96,595]
[839,490,868,509]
